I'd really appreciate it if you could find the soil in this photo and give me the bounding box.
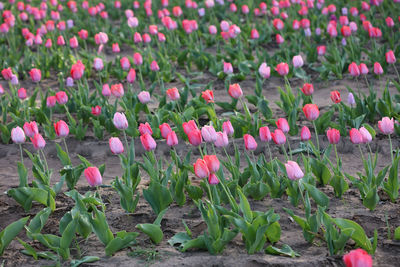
[1,66,400,266]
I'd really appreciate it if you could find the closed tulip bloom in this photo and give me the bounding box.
[93,57,104,71]
[285,161,304,180]
[349,128,363,144]
[223,62,233,74]
[301,126,311,141]
[120,57,131,70]
[276,118,290,133]
[259,126,272,142]
[250,29,259,39]
[222,120,234,136]
[111,83,124,98]
[208,173,219,185]
[276,62,289,76]
[378,117,394,135]
[91,106,101,116]
[347,93,355,105]
[150,61,159,71]
[29,68,41,82]
[102,84,111,96]
[228,83,243,99]
[358,63,368,75]
[109,137,124,154]
[201,90,214,103]
[271,129,286,145]
[56,91,68,104]
[54,120,69,137]
[57,35,65,46]
[159,123,172,139]
[327,128,340,144]
[359,127,372,143]
[70,60,85,80]
[188,129,202,146]
[23,121,39,138]
[31,133,46,150]
[46,96,56,108]
[343,248,372,267]
[276,34,284,44]
[201,125,217,143]
[317,45,326,56]
[166,131,178,146]
[140,133,157,151]
[301,83,314,96]
[166,87,180,100]
[11,126,25,144]
[203,155,220,173]
[139,122,153,136]
[69,36,78,48]
[183,120,198,135]
[348,62,360,76]
[303,104,320,121]
[84,166,102,187]
[112,43,120,53]
[386,50,396,64]
[330,90,341,103]
[17,88,27,100]
[1,67,13,80]
[373,62,383,75]
[138,91,151,104]
[127,68,136,83]
[113,112,128,130]
[66,77,74,87]
[193,158,209,178]
[258,63,271,78]
[292,55,304,68]
[244,134,257,151]
[214,131,229,147]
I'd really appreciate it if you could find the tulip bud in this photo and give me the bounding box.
[113,112,128,130]
[11,126,25,144]
[109,137,124,154]
[54,120,69,137]
[84,166,102,187]
[243,134,257,151]
[285,161,304,180]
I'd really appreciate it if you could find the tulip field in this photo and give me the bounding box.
[1,0,400,266]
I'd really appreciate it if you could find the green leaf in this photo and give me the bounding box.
[310,158,332,185]
[136,224,163,244]
[237,187,253,223]
[168,232,192,248]
[333,218,373,254]
[0,216,29,255]
[394,226,400,240]
[89,206,114,246]
[8,187,55,212]
[55,143,71,166]
[303,182,330,207]
[265,244,300,257]
[143,182,173,216]
[70,256,100,267]
[17,162,28,187]
[105,231,138,256]
[266,221,281,243]
[26,207,52,238]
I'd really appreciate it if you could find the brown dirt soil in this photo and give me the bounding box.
[1,74,400,266]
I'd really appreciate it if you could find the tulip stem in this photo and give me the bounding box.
[286,137,293,160]
[40,150,50,182]
[19,144,24,164]
[251,151,257,165]
[123,131,130,155]
[334,144,339,169]
[312,121,320,159]
[63,138,70,158]
[223,147,234,170]
[388,134,394,164]
[358,145,366,165]
[198,145,204,158]
[212,144,217,157]
[206,182,213,204]
[173,148,179,173]
[393,65,400,83]
[266,142,273,163]
[239,97,252,121]
[281,144,289,161]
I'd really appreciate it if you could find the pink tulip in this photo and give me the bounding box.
[348,62,360,76]
[378,117,394,135]
[138,122,153,136]
[214,131,228,147]
[359,127,372,143]
[159,123,172,139]
[23,121,39,138]
[182,120,198,135]
[302,104,320,121]
[201,90,214,103]
[91,106,101,116]
[166,87,180,100]
[84,166,102,187]
[285,161,304,180]
[18,88,27,100]
[275,62,289,76]
[93,58,104,71]
[292,55,304,68]
[271,129,286,145]
[56,91,68,104]
[54,120,69,137]
[166,131,178,146]
[111,83,124,98]
[373,62,383,75]
[244,134,257,151]
[11,126,25,144]
[120,57,131,70]
[46,96,57,108]
[343,248,372,267]
[193,159,209,178]
[301,83,314,96]
[222,120,234,136]
[276,118,290,133]
[138,91,151,104]
[259,126,271,142]
[109,137,124,154]
[258,63,271,78]
[349,128,363,144]
[70,60,85,80]
[188,129,202,146]
[140,133,157,151]
[31,133,46,150]
[203,155,220,173]
[201,125,217,143]
[223,62,233,74]
[228,83,243,99]
[127,68,136,83]
[29,68,41,82]
[208,173,219,185]
[327,128,340,144]
[300,126,311,141]
[113,112,128,130]
[386,50,396,64]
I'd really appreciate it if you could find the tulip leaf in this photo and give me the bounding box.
[136,224,163,244]
[70,256,100,267]
[302,182,329,207]
[237,187,253,223]
[383,155,400,202]
[310,158,331,185]
[26,207,52,238]
[143,182,173,216]
[0,216,29,256]
[105,231,138,256]
[394,226,400,241]
[333,218,373,254]
[89,206,114,246]
[17,162,28,187]
[265,244,300,257]
[8,187,55,212]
